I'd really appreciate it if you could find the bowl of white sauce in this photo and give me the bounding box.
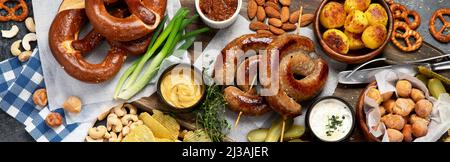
[306,96,355,142]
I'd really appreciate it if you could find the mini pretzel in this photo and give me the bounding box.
[0,0,29,22]
[391,21,423,52]
[390,3,421,30]
[429,8,450,43]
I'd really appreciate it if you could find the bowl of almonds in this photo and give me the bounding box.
[247,0,315,35]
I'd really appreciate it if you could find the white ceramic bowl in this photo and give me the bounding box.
[194,0,242,29]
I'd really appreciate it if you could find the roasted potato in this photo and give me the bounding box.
[320,2,346,29]
[345,30,365,50]
[361,24,387,49]
[345,10,369,33]
[323,29,350,54]
[344,0,371,13]
[365,3,388,26]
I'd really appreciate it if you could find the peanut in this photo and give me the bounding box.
[257,6,266,21]
[257,30,273,35]
[265,6,281,18]
[279,0,292,6]
[268,18,283,27]
[269,25,285,35]
[248,0,258,20]
[282,23,297,31]
[280,7,290,23]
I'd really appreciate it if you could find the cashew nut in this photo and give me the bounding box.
[112,103,126,117]
[1,25,19,38]
[107,115,123,133]
[97,110,110,121]
[18,51,32,62]
[22,33,37,51]
[121,114,138,126]
[10,40,22,56]
[86,136,103,142]
[123,103,137,115]
[108,132,123,142]
[25,17,36,33]
[107,113,118,119]
[88,125,107,139]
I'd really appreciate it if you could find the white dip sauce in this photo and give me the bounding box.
[309,98,353,142]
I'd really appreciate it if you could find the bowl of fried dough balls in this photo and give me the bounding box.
[357,80,434,142]
[314,0,393,64]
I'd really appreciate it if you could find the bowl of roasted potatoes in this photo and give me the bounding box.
[314,0,393,64]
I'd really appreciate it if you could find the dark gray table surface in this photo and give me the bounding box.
[0,0,448,142]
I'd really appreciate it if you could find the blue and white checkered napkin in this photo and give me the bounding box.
[0,49,78,142]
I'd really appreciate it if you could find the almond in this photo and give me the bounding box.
[257,30,273,35]
[250,21,269,31]
[279,0,291,6]
[282,23,297,31]
[269,25,285,35]
[289,10,300,23]
[268,18,283,27]
[257,6,266,22]
[265,6,281,18]
[248,0,258,20]
[265,1,280,10]
[300,14,314,27]
[280,7,289,23]
[256,0,265,6]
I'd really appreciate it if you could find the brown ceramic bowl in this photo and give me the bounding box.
[356,81,381,142]
[314,0,394,64]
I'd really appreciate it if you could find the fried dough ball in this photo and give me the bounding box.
[381,91,394,101]
[323,29,350,54]
[402,124,413,142]
[412,120,428,138]
[393,98,415,116]
[320,2,346,29]
[345,10,369,33]
[387,129,404,142]
[345,30,365,50]
[396,80,412,98]
[381,114,405,130]
[344,0,371,13]
[366,87,383,104]
[364,3,388,26]
[409,114,430,125]
[415,99,433,118]
[411,88,425,102]
[383,99,396,114]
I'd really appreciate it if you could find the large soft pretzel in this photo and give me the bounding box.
[390,3,421,30]
[0,0,29,21]
[262,34,328,118]
[85,0,166,41]
[49,0,127,83]
[391,21,423,52]
[429,8,450,43]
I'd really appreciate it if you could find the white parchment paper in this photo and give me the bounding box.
[365,70,450,142]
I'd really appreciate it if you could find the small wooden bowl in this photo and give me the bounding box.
[356,81,381,142]
[313,0,394,64]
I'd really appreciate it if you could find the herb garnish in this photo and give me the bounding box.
[325,115,344,136]
[195,82,230,142]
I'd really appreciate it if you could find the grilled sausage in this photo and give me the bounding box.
[224,86,271,116]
